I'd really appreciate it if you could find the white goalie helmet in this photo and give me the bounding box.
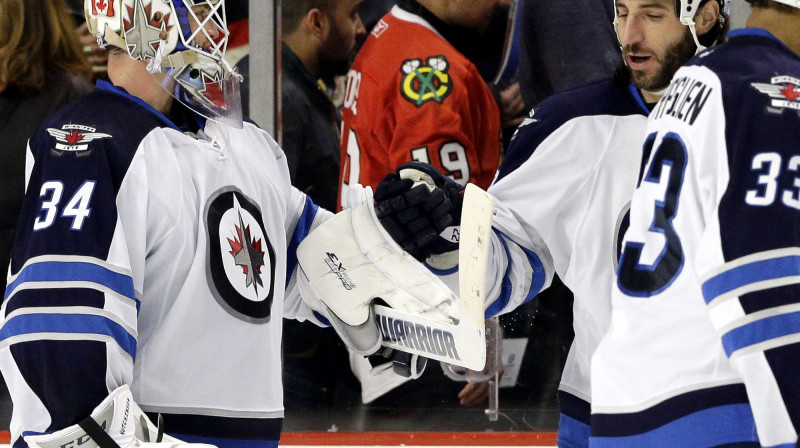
[613,0,730,53]
[85,0,242,127]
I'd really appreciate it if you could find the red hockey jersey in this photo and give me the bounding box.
[338,5,501,209]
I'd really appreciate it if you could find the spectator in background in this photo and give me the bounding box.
[237,0,368,410]
[240,0,366,216]
[64,0,108,77]
[516,0,621,107]
[354,0,526,141]
[338,0,507,207]
[338,0,509,409]
[278,0,366,211]
[0,0,93,300]
[358,0,396,31]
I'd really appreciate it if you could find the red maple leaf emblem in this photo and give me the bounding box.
[65,130,84,145]
[781,84,800,102]
[227,224,263,275]
[93,0,113,16]
[228,234,244,270]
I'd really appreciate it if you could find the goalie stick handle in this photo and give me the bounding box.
[459,184,495,328]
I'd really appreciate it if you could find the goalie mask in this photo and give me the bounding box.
[85,0,242,127]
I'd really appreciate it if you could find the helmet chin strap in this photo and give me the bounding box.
[681,17,708,54]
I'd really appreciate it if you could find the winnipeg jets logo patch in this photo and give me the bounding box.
[752,76,800,111]
[400,56,453,107]
[206,188,276,323]
[47,124,112,156]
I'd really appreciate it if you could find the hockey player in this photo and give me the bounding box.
[371,0,730,446]
[337,0,506,209]
[593,1,800,446]
[0,0,422,447]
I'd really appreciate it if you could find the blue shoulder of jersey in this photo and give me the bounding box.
[28,80,180,193]
[12,81,180,270]
[684,28,799,91]
[497,77,650,182]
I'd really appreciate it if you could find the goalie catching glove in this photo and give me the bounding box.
[24,385,216,448]
[296,185,487,373]
[374,162,464,262]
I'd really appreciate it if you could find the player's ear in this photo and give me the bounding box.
[305,8,331,42]
[694,0,720,36]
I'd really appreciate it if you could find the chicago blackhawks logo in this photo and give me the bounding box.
[752,75,800,111]
[400,56,453,107]
[206,188,276,323]
[47,124,112,156]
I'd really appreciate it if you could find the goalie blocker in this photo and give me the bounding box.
[296,184,493,373]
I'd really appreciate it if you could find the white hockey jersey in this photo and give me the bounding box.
[592,28,800,447]
[0,81,329,448]
[484,76,650,448]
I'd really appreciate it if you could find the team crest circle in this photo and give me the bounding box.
[205,187,276,323]
[400,56,453,107]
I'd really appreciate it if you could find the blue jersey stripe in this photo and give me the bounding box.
[722,311,800,357]
[702,254,800,305]
[627,82,651,115]
[484,230,513,318]
[590,404,758,448]
[485,229,545,318]
[5,261,137,304]
[522,243,546,307]
[0,313,136,358]
[558,413,590,448]
[286,197,318,287]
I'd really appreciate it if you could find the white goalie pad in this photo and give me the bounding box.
[24,385,216,448]
[296,186,488,371]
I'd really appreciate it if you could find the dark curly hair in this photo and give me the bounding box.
[282,0,338,33]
